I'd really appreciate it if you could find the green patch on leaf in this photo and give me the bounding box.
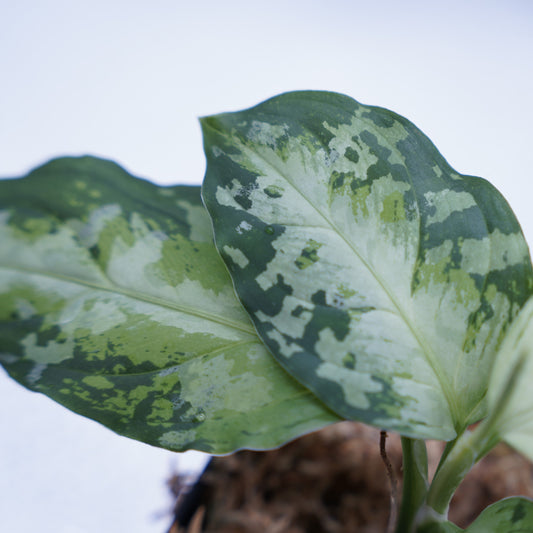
[264,185,284,198]
[295,239,323,270]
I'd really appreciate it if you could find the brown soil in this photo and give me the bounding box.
[169,422,533,533]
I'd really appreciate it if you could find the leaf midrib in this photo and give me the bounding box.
[0,264,257,337]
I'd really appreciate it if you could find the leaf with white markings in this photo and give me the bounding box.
[464,497,533,532]
[418,498,533,532]
[487,296,533,461]
[0,156,340,453]
[201,91,533,440]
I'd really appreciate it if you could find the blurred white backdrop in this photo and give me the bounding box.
[1,1,532,532]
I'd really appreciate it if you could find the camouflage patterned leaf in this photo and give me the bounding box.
[464,497,533,533]
[418,498,533,532]
[0,156,340,453]
[201,91,533,441]
[488,296,533,462]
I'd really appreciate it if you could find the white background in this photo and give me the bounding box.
[1,1,532,532]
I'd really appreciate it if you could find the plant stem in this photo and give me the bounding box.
[422,352,527,522]
[422,423,499,523]
[425,430,481,516]
[380,431,399,533]
[395,438,429,533]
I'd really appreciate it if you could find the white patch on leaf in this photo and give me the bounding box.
[106,230,165,291]
[14,298,37,319]
[247,121,288,147]
[236,220,252,234]
[73,203,122,248]
[424,190,476,226]
[1,217,108,285]
[316,361,381,409]
[223,245,249,268]
[21,333,75,365]
[256,296,314,340]
[179,349,274,414]
[27,363,48,385]
[177,200,213,243]
[159,429,198,449]
[215,182,245,211]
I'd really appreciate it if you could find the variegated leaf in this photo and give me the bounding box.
[488,296,533,461]
[464,497,533,533]
[466,496,533,533]
[418,498,533,533]
[201,91,532,440]
[0,156,340,453]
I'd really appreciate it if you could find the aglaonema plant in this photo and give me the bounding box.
[1,91,533,532]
